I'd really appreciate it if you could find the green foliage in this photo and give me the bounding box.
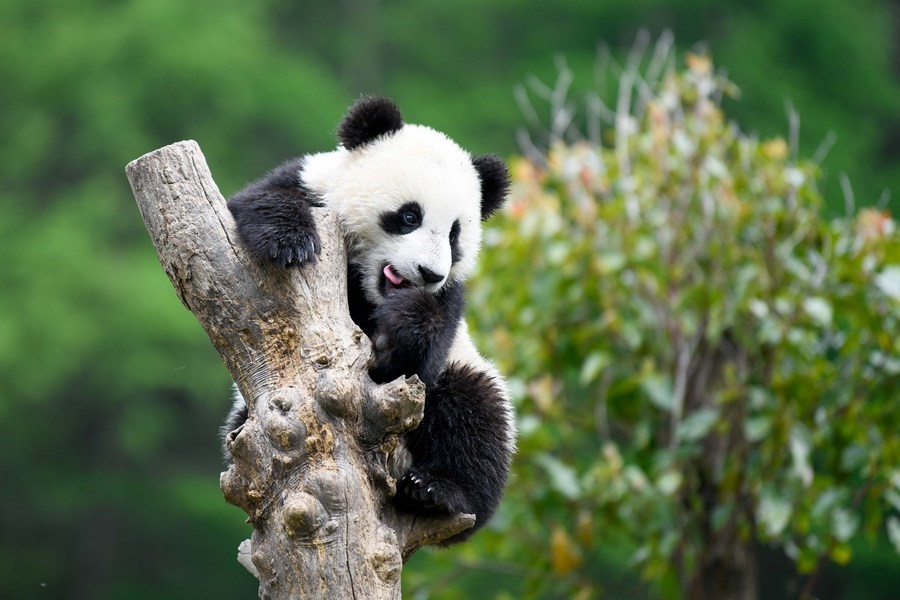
[468,47,900,597]
[2,0,899,597]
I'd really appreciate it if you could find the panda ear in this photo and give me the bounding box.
[472,154,510,220]
[338,97,404,151]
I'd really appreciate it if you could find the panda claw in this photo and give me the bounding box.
[395,469,463,515]
[266,231,322,269]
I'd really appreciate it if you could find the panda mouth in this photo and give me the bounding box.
[382,264,410,295]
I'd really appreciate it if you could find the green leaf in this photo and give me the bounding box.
[789,425,813,487]
[745,416,771,442]
[758,490,792,537]
[546,241,571,265]
[623,465,649,492]
[885,489,900,513]
[840,444,869,471]
[711,504,734,531]
[535,454,581,500]
[677,408,719,441]
[656,471,682,496]
[518,414,541,437]
[831,508,859,542]
[642,375,674,412]
[813,489,846,518]
[580,352,610,386]
[802,297,833,326]
[887,517,900,554]
[831,543,852,565]
[506,377,528,402]
[875,266,900,300]
[597,252,626,274]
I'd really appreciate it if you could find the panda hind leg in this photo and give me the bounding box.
[394,469,471,515]
[395,363,512,541]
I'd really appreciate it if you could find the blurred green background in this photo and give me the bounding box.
[1,0,898,598]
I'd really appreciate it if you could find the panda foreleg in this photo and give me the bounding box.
[396,362,512,543]
[227,157,323,268]
[369,281,465,386]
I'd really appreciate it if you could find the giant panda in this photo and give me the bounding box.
[221,97,515,542]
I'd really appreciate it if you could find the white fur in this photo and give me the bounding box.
[302,124,483,307]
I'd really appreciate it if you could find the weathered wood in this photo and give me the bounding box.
[126,141,474,599]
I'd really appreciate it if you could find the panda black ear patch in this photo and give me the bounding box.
[472,154,510,220]
[338,97,404,151]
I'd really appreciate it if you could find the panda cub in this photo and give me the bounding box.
[222,97,515,542]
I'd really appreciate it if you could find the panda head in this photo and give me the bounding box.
[322,97,510,306]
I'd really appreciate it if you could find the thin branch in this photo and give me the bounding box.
[811,131,837,165]
[840,173,856,218]
[785,99,800,160]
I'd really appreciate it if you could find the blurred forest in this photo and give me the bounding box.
[1,0,898,599]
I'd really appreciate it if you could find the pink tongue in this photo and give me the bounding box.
[383,265,405,285]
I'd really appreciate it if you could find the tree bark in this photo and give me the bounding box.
[682,336,758,600]
[126,141,475,599]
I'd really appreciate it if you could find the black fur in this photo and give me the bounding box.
[347,262,378,338]
[379,201,423,235]
[220,397,248,456]
[449,220,461,264]
[368,281,465,386]
[394,362,511,543]
[472,154,511,220]
[227,158,322,268]
[338,97,404,151]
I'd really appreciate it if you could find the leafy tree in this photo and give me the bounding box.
[466,41,900,599]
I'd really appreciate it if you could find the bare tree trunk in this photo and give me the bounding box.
[682,335,758,600]
[126,141,474,599]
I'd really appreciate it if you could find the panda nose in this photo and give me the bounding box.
[418,266,445,284]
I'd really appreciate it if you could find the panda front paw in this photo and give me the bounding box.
[229,214,322,268]
[262,227,322,268]
[368,325,419,384]
[227,173,323,268]
[394,469,469,516]
[368,288,445,384]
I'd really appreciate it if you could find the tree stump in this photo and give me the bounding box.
[126,140,474,599]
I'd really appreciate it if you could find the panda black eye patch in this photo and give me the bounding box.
[449,219,462,264]
[380,202,423,235]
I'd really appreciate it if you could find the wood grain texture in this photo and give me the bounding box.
[126,141,474,599]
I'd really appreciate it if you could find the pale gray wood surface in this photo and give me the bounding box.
[126,141,474,599]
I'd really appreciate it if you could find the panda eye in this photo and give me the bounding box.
[380,202,423,235]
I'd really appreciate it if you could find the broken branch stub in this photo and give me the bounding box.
[125,140,474,599]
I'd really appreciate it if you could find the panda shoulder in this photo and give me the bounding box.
[446,320,517,453]
[300,149,347,195]
[448,320,504,386]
